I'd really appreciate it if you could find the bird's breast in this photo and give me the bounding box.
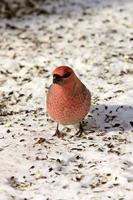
[47,85,91,124]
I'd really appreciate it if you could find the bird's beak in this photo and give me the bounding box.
[53,74,63,84]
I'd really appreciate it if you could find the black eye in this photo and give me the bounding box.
[63,72,71,78]
[53,74,61,79]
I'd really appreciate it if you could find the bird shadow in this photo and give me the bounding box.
[84,104,133,133]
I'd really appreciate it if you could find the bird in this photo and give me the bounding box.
[46,66,91,137]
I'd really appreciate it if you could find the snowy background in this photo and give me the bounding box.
[0,0,133,199]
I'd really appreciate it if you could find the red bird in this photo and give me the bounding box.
[47,66,91,137]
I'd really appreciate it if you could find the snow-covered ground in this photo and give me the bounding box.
[0,0,133,199]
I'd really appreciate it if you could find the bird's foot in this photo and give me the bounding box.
[53,129,65,138]
[53,129,61,137]
[76,122,84,137]
[53,123,63,138]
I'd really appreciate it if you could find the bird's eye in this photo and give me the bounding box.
[63,72,71,78]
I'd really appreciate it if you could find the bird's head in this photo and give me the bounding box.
[52,66,75,85]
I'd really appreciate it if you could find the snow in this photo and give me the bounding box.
[0,0,133,199]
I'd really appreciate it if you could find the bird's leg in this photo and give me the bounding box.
[53,123,60,137]
[76,121,84,137]
[53,123,62,138]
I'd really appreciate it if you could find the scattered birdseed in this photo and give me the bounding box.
[0,0,133,199]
